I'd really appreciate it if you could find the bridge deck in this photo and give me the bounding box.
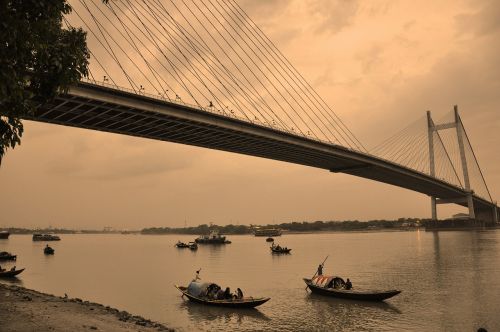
[27,82,495,212]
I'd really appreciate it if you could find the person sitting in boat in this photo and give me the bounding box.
[224,287,232,300]
[193,269,201,282]
[0,265,3,272]
[236,288,244,299]
[345,278,353,290]
[216,288,225,300]
[276,245,282,250]
[10,266,16,271]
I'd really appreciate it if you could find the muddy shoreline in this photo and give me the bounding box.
[0,282,174,332]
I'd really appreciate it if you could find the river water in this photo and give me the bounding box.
[1,230,499,331]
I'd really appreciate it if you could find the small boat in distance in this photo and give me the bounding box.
[188,242,198,250]
[0,231,10,239]
[44,245,55,255]
[266,237,274,242]
[270,243,291,254]
[253,227,282,237]
[303,276,401,301]
[0,268,25,278]
[175,241,190,248]
[175,281,270,308]
[195,230,230,244]
[0,251,17,261]
[33,233,61,241]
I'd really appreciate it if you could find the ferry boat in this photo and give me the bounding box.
[253,227,282,237]
[0,231,10,239]
[195,230,230,244]
[33,233,61,241]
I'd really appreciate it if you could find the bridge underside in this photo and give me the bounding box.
[26,82,496,217]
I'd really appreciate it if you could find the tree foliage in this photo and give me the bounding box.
[0,0,90,164]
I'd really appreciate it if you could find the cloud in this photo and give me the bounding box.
[456,0,500,37]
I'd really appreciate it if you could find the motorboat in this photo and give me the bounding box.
[253,227,282,237]
[303,275,401,301]
[195,230,229,244]
[175,281,270,308]
[188,242,198,250]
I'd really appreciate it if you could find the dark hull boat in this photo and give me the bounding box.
[0,268,25,278]
[175,283,270,308]
[175,242,190,248]
[270,244,291,254]
[0,231,10,239]
[303,277,401,301]
[266,237,274,242]
[271,248,291,254]
[195,230,229,244]
[44,247,55,255]
[0,252,17,261]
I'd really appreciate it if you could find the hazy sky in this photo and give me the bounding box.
[1,0,499,229]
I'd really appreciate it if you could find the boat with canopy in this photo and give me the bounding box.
[175,280,270,308]
[304,275,401,301]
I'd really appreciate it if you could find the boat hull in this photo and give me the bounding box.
[303,278,401,301]
[0,268,25,278]
[270,248,291,254]
[175,286,270,308]
[0,232,10,239]
[194,239,227,244]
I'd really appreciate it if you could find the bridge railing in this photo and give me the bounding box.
[79,78,340,149]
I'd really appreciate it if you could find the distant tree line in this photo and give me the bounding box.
[141,218,426,235]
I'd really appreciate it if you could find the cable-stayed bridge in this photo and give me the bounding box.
[26,0,498,222]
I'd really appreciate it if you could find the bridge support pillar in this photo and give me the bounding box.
[467,193,475,219]
[431,197,437,220]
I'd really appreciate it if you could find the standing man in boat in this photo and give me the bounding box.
[317,263,323,276]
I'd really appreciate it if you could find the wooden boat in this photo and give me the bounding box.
[0,268,25,278]
[303,276,401,301]
[270,244,291,254]
[175,282,270,308]
[44,246,55,255]
[188,242,198,250]
[266,237,274,242]
[175,241,190,248]
[0,231,10,239]
[0,251,17,261]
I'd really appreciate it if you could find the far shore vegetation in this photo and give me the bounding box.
[1,218,425,235]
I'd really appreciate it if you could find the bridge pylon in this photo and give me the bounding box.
[427,106,475,220]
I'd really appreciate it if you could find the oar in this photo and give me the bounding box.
[305,255,329,291]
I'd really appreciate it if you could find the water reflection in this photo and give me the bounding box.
[305,292,402,314]
[178,300,271,323]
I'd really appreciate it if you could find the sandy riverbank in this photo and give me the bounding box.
[0,282,173,332]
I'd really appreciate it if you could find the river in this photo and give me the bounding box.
[1,230,499,331]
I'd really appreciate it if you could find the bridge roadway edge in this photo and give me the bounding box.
[24,82,497,220]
